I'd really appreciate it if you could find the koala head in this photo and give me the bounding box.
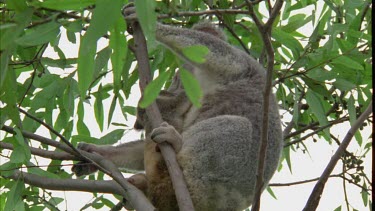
[134,89,191,134]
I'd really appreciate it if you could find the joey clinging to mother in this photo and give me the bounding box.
[73,6,283,211]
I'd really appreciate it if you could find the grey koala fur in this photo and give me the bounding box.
[73,21,283,211]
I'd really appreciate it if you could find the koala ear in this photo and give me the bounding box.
[192,20,227,41]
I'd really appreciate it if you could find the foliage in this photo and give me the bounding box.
[0,0,372,210]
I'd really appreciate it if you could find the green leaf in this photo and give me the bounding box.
[107,96,117,128]
[0,8,33,50]
[333,78,356,91]
[0,162,19,177]
[63,81,75,117]
[331,56,364,70]
[347,95,362,145]
[94,84,104,131]
[77,0,123,98]
[333,206,341,211]
[4,180,24,211]
[6,0,28,12]
[303,77,331,98]
[361,182,368,206]
[273,28,303,59]
[16,21,60,46]
[266,186,277,199]
[99,129,125,145]
[282,14,312,33]
[77,39,95,98]
[72,135,99,145]
[182,45,209,64]
[180,68,202,107]
[122,106,136,116]
[48,197,64,206]
[10,128,31,164]
[77,118,90,136]
[135,0,157,45]
[121,51,136,98]
[35,0,96,10]
[109,17,127,94]
[306,91,330,139]
[283,146,292,173]
[139,71,170,108]
[0,49,10,89]
[93,46,112,81]
[66,30,77,44]
[54,109,68,133]
[27,166,60,179]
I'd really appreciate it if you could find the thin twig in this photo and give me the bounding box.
[302,99,372,211]
[284,116,350,147]
[269,174,342,186]
[246,1,284,210]
[18,108,80,156]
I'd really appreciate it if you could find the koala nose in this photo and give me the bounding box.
[134,120,144,130]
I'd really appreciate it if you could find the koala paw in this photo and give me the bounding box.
[71,161,97,177]
[151,122,182,152]
[71,143,103,176]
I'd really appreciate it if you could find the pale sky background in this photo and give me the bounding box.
[1,1,372,211]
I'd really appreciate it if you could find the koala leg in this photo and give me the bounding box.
[150,122,183,152]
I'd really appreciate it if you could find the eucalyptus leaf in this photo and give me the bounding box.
[35,0,96,10]
[4,180,24,211]
[135,0,157,45]
[180,68,202,107]
[182,45,209,64]
[16,21,60,46]
[139,71,170,108]
[306,91,330,139]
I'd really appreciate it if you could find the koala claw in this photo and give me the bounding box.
[151,122,182,152]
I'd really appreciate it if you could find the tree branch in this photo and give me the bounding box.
[246,1,284,210]
[302,99,372,211]
[4,170,126,195]
[0,142,77,161]
[126,11,194,211]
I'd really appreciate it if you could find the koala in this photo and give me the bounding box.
[73,19,283,211]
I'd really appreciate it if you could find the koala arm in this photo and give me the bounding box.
[72,140,145,176]
[155,23,252,76]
